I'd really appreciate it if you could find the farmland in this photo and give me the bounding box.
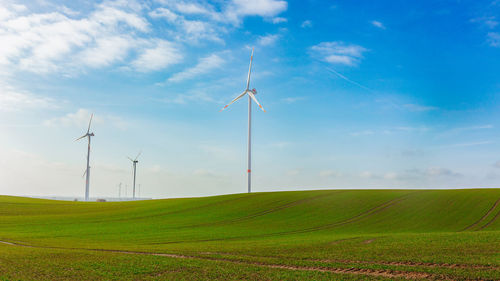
[0,189,499,280]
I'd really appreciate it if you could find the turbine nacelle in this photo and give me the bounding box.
[219,48,266,113]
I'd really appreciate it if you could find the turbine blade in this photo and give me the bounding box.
[245,48,254,90]
[75,134,86,141]
[82,169,87,178]
[87,113,93,134]
[220,90,247,112]
[127,156,134,162]
[135,151,142,161]
[248,91,266,112]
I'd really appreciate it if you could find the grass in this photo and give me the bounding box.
[0,189,499,280]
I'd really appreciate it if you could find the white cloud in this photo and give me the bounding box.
[281,97,305,104]
[149,0,288,40]
[310,41,367,66]
[471,16,499,29]
[228,0,287,20]
[439,124,493,138]
[78,36,135,68]
[159,91,216,104]
[257,34,280,46]
[0,1,184,75]
[487,32,500,47]
[148,7,222,43]
[359,171,379,179]
[364,167,462,182]
[149,7,178,22]
[272,17,287,24]
[131,40,183,72]
[319,170,342,177]
[0,84,56,111]
[167,54,225,83]
[447,141,493,148]
[44,108,127,130]
[403,103,438,112]
[175,2,212,15]
[371,20,385,29]
[193,168,220,178]
[286,169,300,176]
[301,20,312,28]
[44,108,95,128]
[350,130,374,137]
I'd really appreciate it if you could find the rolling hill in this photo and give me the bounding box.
[0,189,499,280]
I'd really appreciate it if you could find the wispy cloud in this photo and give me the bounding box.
[167,53,225,83]
[487,32,500,47]
[310,42,367,66]
[281,97,305,104]
[371,20,385,29]
[440,124,493,137]
[0,84,57,111]
[376,98,438,112]
[44,108,128,130]
[130,40,183,72]
[447,141,494,148]
[301,20,312,28]
[381,168,461,181]
[0,1,183,75]
[158,91,216,104]
[403,103,438,112]
[154,0,288,26]
[350,130,375,137]
[470,16,499,29]
[272,17,287,24]
[225,0,288,24]
[257,34,280,46]
[0,0,288,76]
[319,170,342,177]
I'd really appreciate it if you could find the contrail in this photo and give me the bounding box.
[325,67,373,92]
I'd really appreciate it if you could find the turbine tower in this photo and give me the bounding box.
[220,48,266,193]
[76,114,94,201]
[127,152,141,200]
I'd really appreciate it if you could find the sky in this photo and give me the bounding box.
[1,0,500,199]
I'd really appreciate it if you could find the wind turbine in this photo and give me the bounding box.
[127,152,141,200]
[220,48,266,193]
[76,114,94,201]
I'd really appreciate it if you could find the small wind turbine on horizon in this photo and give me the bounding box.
[76,114,94,201]
[127,152,141,200]
[220,48,266,193]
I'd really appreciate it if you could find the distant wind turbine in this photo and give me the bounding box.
[76,114,94,201]
[127,151,141,200]
[220,48,266,193]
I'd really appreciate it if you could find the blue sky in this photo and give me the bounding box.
[1,0,500,199]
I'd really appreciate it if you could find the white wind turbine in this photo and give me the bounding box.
[127,151,141,200]
[76,114,95,201]
[220,48,266,193]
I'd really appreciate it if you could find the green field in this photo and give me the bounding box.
[0,189,499,280]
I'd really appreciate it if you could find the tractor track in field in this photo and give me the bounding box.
[0,240,473,280]
[462,198,500,231]
[478,208,500,230]
[2,193,262,227]
[175,191,344,229]
[145,193,414,245]
[198,251,500,271]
